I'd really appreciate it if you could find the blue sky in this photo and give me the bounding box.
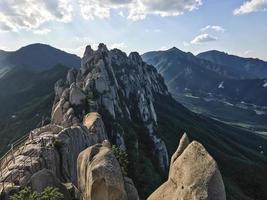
[0,0,266,60]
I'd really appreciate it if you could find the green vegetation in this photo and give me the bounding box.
[52,138,64,149]
[112,145,129,176]
[174,94,267,134]
[154,94,267,200]
[123,122,162,199]
[10,187,63,200]
[99,105,163,199]
[0,65,68,156]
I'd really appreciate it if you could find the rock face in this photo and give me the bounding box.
[0,113,107,199]
[51,43,170,171]
[77,142,139,200]
[29,169,71,200]
[124,177,139,200]
[148,133,226,200]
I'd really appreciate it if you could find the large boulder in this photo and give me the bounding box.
[148,133,226,200]
[124,177,139,200]
[29,169,71,200]
[83,112,106,142]
[51,98,65,125]
[77,142,138,200]
[69,84,87,106]
[55,113,107,184]
[0,113,107,195]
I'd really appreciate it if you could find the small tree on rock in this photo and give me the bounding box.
[10,186,63,200]
[112,145,129,176]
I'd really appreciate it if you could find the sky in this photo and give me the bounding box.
[0,0,266,60]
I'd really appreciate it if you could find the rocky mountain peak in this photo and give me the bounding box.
[98,43,108,52]
[83,45,94,57]
[52,43,170,171]
[148,133,226,200]
[168,47,179,51]
[128,52,143,65]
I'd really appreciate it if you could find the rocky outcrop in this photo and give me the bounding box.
[124,177,139,200]
[29,169,71,200]
[148,133,226,200]
[0,112,107,199]
[55,125,106,185]
[51,43,170,171]
[77,142,139,200]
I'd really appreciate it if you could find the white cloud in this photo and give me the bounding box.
[243,50,254,56]
[201,25,225,32]
[154,29,161,33]
[79,0,202,21]
[145,28,162,33]
[79,0,132,20]
[33,28,51,35]
[63,45,85,56]
[234,0,267,15]
[190,33,217,45]
[183,41,190,47]
[0,0,72,32]
[110,42,127,49]
[118,11,125,17]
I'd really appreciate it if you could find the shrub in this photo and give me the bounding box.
[39,187,64,200]
[112,145,129,176]
[10,186,63,200]
[52,138,63,149]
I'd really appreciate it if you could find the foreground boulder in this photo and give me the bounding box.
[0,112,107,199]
[77,142,139,200]
[148,133,226,200]
[124,177,139,200]
[29,169,71,200]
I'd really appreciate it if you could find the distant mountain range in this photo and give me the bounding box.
[0,43,80,77]
[198,50,267,79]
[0,44,80,155]
[142,47,267,107]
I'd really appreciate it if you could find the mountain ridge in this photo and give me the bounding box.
[198,49,267,63]
[197,50,267,79]
[142,47,267,107]
[0,43,81,73]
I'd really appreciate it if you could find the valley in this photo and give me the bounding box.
[143,47,267,140]
[173,93,267,136]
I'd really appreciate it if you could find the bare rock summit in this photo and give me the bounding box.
[148,133,226,200]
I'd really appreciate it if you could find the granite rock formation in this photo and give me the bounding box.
[51,43,170,172]
[0,113,108,199]
[77,142,139,200]
[29,169,71,200]
[148,133,226,200]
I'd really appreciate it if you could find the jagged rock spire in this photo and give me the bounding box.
[148,134,226,200]
[170,132,190,168]
[83,45,93,57]
[98,43,108,52]
[128,52,143,65]
[51,43,170,171]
